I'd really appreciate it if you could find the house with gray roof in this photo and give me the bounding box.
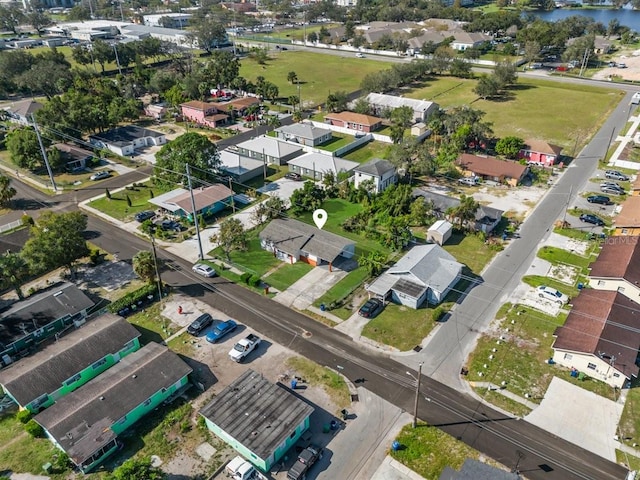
[200,369,314,472]
[366,244,462,307]
[219,150,264,183]
[354,158,397,193]
[259,218,355,268]
[0,283,94,366]
[3,99,42,125]
[275,123,332,147]
[287,152,358,181]
[236,135,304,165]
[35,342,192,473]
[89,125,166,157]
[365,93,438,123]
[412,188,503,233]
[0,314,140,413]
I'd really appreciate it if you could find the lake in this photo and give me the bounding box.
[532,8,640,32]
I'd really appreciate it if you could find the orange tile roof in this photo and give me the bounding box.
[614,195,640,228]
[324,111,383,126]
[180,101,218,112]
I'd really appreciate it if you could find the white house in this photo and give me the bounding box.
[287,153,358,181]
[552,289,640,389]
[275,123,332,147]
[89,125,166,157]
[587,236,640,301]
[366,244,462,308]
[365,93,439,123]
[353,158,397,194]
[235,135,303,166]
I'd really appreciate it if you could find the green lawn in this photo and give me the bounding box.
[314,266,370,319]
[127,303,178,344]
[263,261,313,291]
[210,233,281,277]
[404,77,623,150]
[87,181,174,221]
[522,274,580,299]
[391,422,485,479]
[342,141,393,164]
[285,356,351,410]
[362,302,447,351]
[620,381,640,451]
[239,51,389,107]
[442,233,499,275]
[537,245,597,272]
[316,133,355,152]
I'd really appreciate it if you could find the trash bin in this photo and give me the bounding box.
[392,441,401,451]
[290,379,298,390]
[577,283,584,290]
[322,423,330,433]
[320,303,326,312]
[330,420,338,430]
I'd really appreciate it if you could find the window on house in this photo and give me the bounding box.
[121,340,135,351]
[597,280,605,286]
[64,374,81,386]
[618,287,626,293]
[587,363,596,370]
[92,358,107,370]
[564,353,572,361]
[143,398,152,407]
[289,431,296,439]
[622,229,629,235]
[614,373,620,378]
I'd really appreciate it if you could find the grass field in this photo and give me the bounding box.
[87,181,173,221]
[404,77,623,150]
[239,51,388,107]
[263,261,313,291]
[442,233,499,275]
[342,140,393,163]
[313,265,370,319]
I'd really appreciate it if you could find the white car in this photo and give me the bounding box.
[192,263,216,278]
[537,286,569,305]
[355,52,365,58]
[90,170,112,181]
[458,176,479,186]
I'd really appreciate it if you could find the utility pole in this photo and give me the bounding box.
[228,176,236,213]
[186,164,205,260]
[112,43,122,75]
[149,229,164,309]
[263,148,267,180]
[30,114,57,192]
[562,185,573,226]
[407,363,423,428]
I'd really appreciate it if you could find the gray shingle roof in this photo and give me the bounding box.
[89,125,164,147]
[0,314,140,406]
[355,158,396,177]
[237,136,303,158]
[0,283,94,348]
[276,123,332,141]
[200,370,314,460]
[35,342,192,465]
[287,153,358,176]
[259,218,354,263]
[412,188,503,224]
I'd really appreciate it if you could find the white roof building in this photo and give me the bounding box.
[287,153,358,181]
[365,93,439,123]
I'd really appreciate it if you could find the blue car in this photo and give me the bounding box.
[206,319,238,343]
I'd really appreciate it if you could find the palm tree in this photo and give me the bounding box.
[0,174,16,207]
[0,250,29,299]
[287,71,298,84]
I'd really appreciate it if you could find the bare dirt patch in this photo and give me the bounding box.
[593,50,640,82]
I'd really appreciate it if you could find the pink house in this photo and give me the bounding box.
[519,139,562,167]
[180,101,229,128]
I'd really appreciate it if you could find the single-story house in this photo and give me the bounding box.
[588,236,640,301]
[180,100,229,129]
[0,314,140,413]
[218,96,261,115]
[365,93,439,123]
[219,150,264,183]
[89,125,166,157]
[3,99,42,125]
[0,283,94,367]
[407,31,448,55]
[235,136,303,166]
[200,369,314,472]
[34,342,192,473]
[353,158,397,194]
[52,143,95,172]
[259,218,355,269]
[519,139,563,167]
[275,123,332,147]
[412,188,503,233]
[143,13,191,28]
[449,29,491,51]
[552,289,640,389]
[612,196,640,236]
[366,244,463,308]
[149,184,234,221]
[324,111,383,133]
[427,219,453,246]
[455,153,528,187]
[287,153,358,181]
[144,103,168,120]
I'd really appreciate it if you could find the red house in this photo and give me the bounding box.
[324,111,383,133]
[180,101,229,128]
[519,139,562,167]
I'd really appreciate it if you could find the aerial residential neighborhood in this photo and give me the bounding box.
[1,0,640,479]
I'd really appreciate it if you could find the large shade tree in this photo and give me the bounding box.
[0,173,17,207]
[21,211,89,277]
[154,132,220,186]
[6,127,43,170]
[132,250,157,284]
[210,218,247,261]
[0,250,29,300]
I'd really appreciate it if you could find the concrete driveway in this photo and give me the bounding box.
[273,265,348,310]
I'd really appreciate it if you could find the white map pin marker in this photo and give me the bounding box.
[313,209,328,230]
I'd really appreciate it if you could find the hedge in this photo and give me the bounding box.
[108,283,163,315]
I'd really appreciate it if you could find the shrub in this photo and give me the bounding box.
[126,195,132,207]
[89,249,103,266]
[249,275,261,287]
[25,419,44,437]
[240,272,252,284]
[21,214,34,226]
[105,188,111,199]
[432,306,447,322]
[108,283,161,314]
[16,409,32,424]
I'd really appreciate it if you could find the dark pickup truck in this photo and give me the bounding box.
[287,445,323,480]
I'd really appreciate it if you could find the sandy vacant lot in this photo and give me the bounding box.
[593,48,640,82]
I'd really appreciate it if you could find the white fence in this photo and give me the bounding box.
[610,159,640,171]
[0,219,22,234]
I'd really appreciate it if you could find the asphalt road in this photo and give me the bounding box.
[398,89,637,388]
